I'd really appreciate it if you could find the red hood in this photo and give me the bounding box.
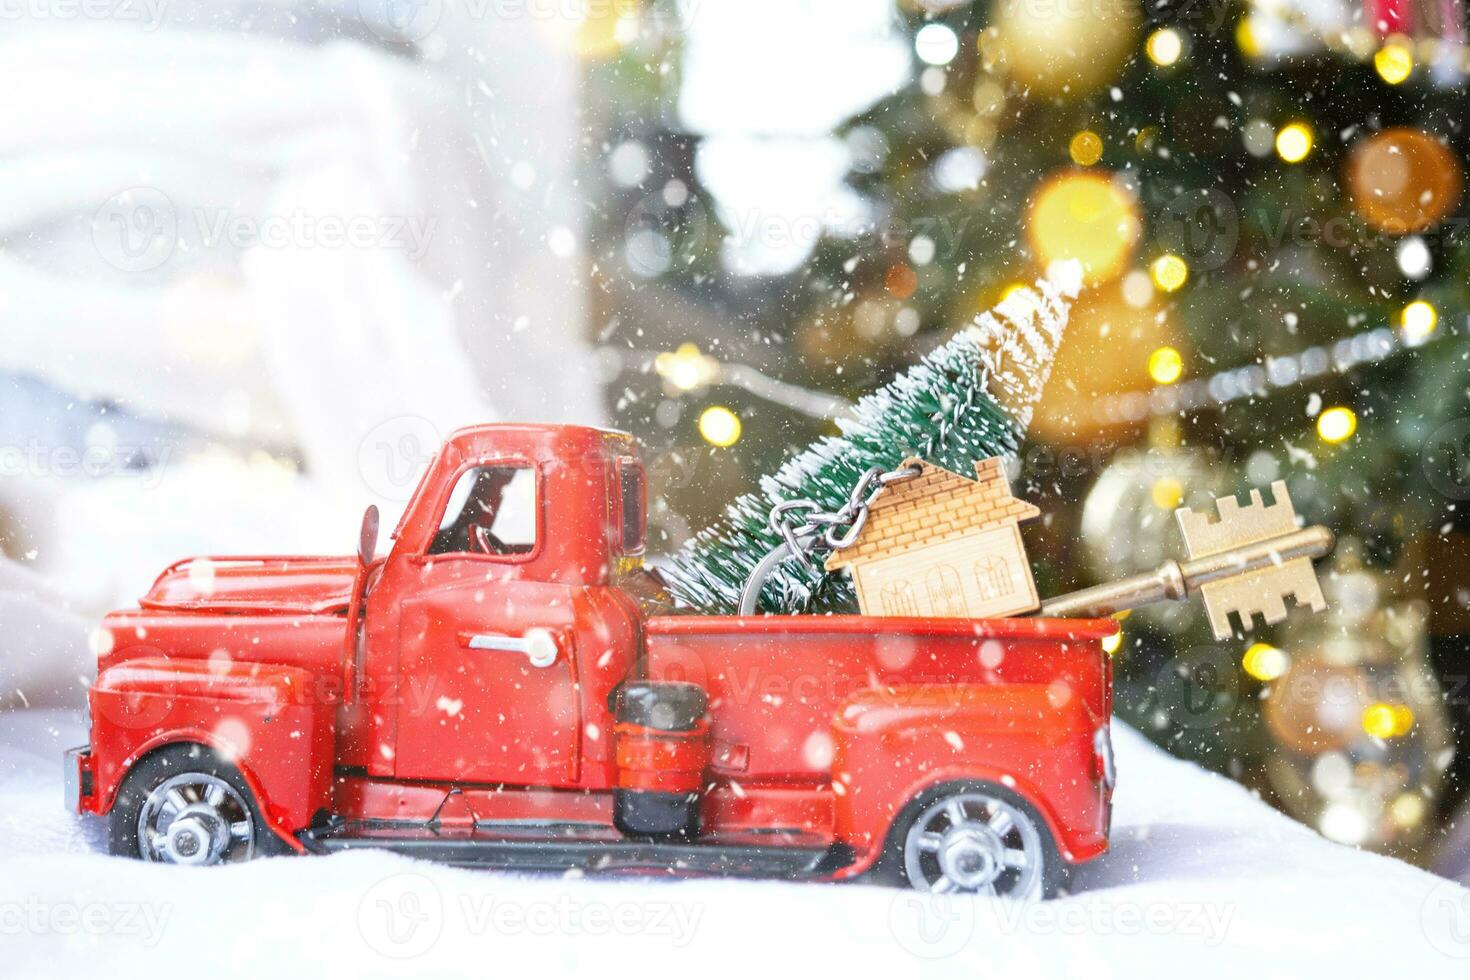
[141,556,359,615]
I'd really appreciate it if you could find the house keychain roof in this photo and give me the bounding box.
[826,456,1042,619]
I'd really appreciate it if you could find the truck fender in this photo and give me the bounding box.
[828,683,1095,876]
[89,657,337,849]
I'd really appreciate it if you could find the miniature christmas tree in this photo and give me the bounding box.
[661,261,1082,614]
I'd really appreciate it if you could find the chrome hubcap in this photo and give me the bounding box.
[903,792,1043,897]
[138,773,255,865]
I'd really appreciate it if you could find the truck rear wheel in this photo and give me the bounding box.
[109,744,280,865]
[875,781,1064,899]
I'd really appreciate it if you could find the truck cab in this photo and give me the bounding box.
[68,423,1115,897]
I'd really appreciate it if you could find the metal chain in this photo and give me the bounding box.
[738,463,922,616]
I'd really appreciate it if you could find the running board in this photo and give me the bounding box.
[299,820,850,880]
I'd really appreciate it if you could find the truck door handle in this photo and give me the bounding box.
[461,629,559,668]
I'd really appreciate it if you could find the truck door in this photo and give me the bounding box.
[391,462,581,786]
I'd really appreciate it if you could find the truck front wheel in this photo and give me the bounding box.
[877,781,1064,899]
[109,744,279,865]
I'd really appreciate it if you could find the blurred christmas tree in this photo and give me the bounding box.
[586,0,1470,859]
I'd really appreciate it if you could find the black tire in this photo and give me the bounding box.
[109,743,286,864]
[869,780,1067,899]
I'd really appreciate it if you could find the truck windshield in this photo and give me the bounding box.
[430,465,537,556]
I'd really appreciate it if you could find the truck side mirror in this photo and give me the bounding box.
[358,505,380,566]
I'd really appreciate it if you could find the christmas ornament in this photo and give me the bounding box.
[1263,546,1452,852]
[1080,447,1232,631]
[661,262,1083,615]
[991,0,1140,99]
[1346,127,1463,234]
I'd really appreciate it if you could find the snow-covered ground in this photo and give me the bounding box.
[1,708,1466,977]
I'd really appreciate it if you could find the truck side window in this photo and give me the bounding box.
[618,460,645,555]
[429,465,537,557]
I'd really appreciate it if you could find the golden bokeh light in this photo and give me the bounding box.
[1069,130,1104,166]
[698,406,742,447]
[1147,345,1184,384]
[1316,406,1357,444]
[1275,122,1314,163]
[1242,642,1290,682]
[1400,299,1438,344]
[1374,40,1414,84]
[1150,253,1189,292]
[1146,28,1183,66]
[1026,171,1141,283]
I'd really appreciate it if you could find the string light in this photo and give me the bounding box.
[1146,28,1183,66]
[1275,122,1314,163]
[1091,319,1445,425]
[654,343,720,393]
[1069,130,1104,166]
[1150,253,1189,292]
[698,406,742,447]
[1316,406,1357,444]
[1242,642,1290,682]
[1374,38,1414,84]
[1400,299,1438,345]
[1147,346,1185,384]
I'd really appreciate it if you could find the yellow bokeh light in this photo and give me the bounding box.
[1069,130,1104,166]
[1147,345,1185,385]
[1146,28,1183,66]
[1390,792,1427,827]
[1235,15,1262,59]
[1101,631,1124,655]
[1400,299,1438,344]
[654,343,719,393]
[1316,406,1357,444]
[1150,253,1189,292]
[1151,476,1184,510]
[1362,702,1414,739]
[698,406,742,447]
[1374,40,1414,84]
[1026,171,1141,283]
[1275,122,1314,163]
[1242,642,1290,682]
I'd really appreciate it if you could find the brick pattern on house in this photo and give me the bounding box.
[826,457,1040,572]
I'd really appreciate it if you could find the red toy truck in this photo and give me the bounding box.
[66,424,1116,898]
